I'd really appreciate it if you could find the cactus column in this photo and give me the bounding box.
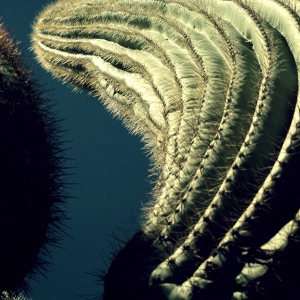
[32,0,300,299]
[0,22,68,295]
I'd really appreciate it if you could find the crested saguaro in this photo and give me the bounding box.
[32,0,300,299]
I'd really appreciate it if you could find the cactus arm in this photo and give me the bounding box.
[32,0,209,235]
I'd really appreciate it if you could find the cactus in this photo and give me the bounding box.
[31,0,300,299]
[1,291,31,300]
[0,22,68,295]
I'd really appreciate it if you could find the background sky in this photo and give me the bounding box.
[0,1,152,299]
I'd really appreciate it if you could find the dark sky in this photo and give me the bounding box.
[0,1,151,299]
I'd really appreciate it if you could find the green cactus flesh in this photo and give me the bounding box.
[0,23,68,294]
[32,0,300,299]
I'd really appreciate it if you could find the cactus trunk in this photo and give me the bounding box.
[0,22,67,295]
[32,0,300,299]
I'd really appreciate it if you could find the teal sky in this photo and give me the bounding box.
[0,1,152,299]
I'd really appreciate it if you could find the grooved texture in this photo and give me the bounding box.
[32,1,300,299]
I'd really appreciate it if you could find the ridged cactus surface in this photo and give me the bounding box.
[32,0,300,299]
[0,23,68,295]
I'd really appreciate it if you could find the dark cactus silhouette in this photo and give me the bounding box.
[0,22,68,297]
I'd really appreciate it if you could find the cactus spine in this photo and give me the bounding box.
[32,0,300,299]
[0,22,68,295]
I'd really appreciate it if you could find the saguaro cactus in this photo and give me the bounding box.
[0,23,67,295]
[32,0,300,299]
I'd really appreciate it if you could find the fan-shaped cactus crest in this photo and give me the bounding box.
[32,0,300,299]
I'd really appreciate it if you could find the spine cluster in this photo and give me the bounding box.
[31,0,300,299]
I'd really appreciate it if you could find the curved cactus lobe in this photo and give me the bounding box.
[0,24,68,293]
[32,0,300,299]
[32,0,262,238]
